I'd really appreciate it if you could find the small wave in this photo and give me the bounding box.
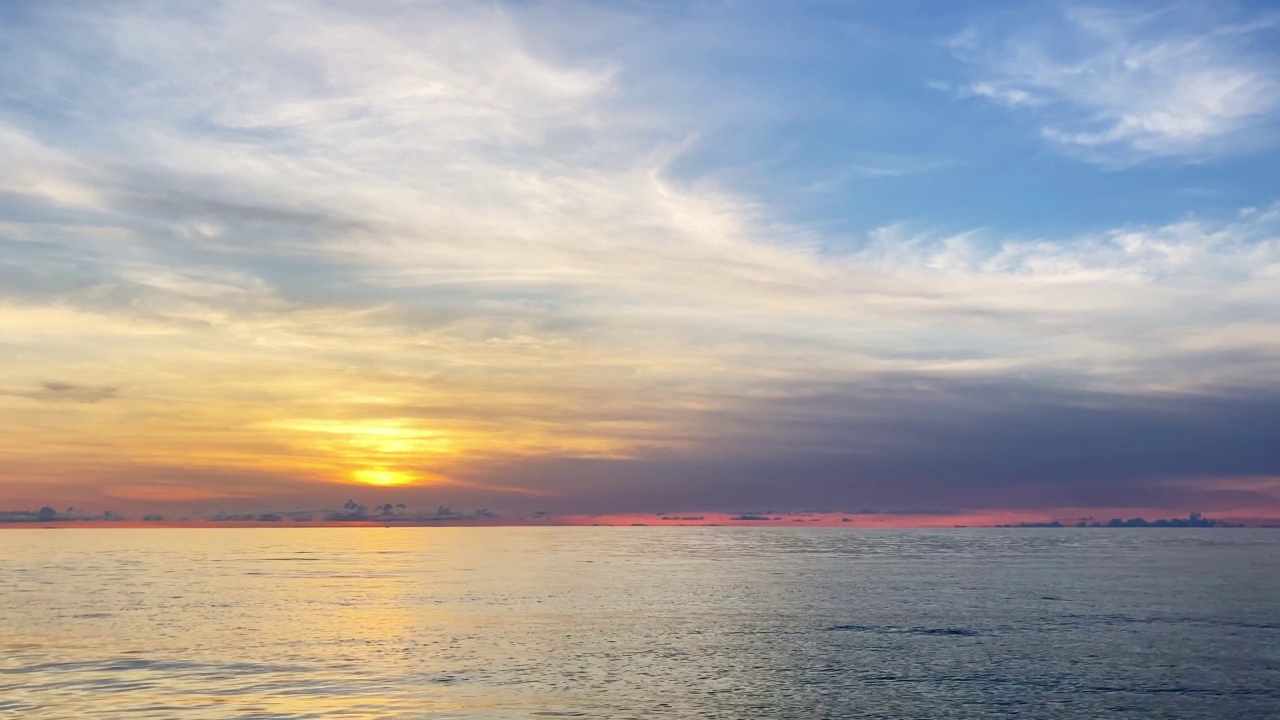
[826,624,982,637]
[0,658,314,677]
[1061,614,1280,631]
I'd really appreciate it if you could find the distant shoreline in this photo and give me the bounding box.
[3,520,1278,530]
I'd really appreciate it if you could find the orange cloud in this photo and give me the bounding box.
[102,484,255,503]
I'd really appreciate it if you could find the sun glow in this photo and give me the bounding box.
[350,468,416,487]
[267,421,455,454]
[262,420,461,487]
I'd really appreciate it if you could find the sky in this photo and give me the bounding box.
[2,0,1280,521]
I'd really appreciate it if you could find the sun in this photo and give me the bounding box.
[350,468,416,487]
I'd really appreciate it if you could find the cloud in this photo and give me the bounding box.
[0,126,106,208]
[103,483,246,503]
[453,379,1280,515]
[2,382,120,404]
[951,5,1280,163]
[962,82,1043,108]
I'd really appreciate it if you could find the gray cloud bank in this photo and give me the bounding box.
[458,378,1280,514]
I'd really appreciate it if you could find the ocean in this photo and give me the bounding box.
[2,527,1277,719]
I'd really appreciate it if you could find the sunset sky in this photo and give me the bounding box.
[2,0,1280,521]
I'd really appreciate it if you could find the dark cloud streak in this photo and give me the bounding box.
[2,381,120,404]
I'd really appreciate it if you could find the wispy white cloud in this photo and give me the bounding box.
[962,82,1042,108]
[951,5,1280,162]
[0,126,106,208]
[4,1,1280,401]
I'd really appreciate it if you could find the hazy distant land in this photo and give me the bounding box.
[2,504,1271,528]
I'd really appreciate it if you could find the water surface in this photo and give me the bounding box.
[2,528,1277,718]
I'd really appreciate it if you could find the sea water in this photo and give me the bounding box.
[2,527,1277,718]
